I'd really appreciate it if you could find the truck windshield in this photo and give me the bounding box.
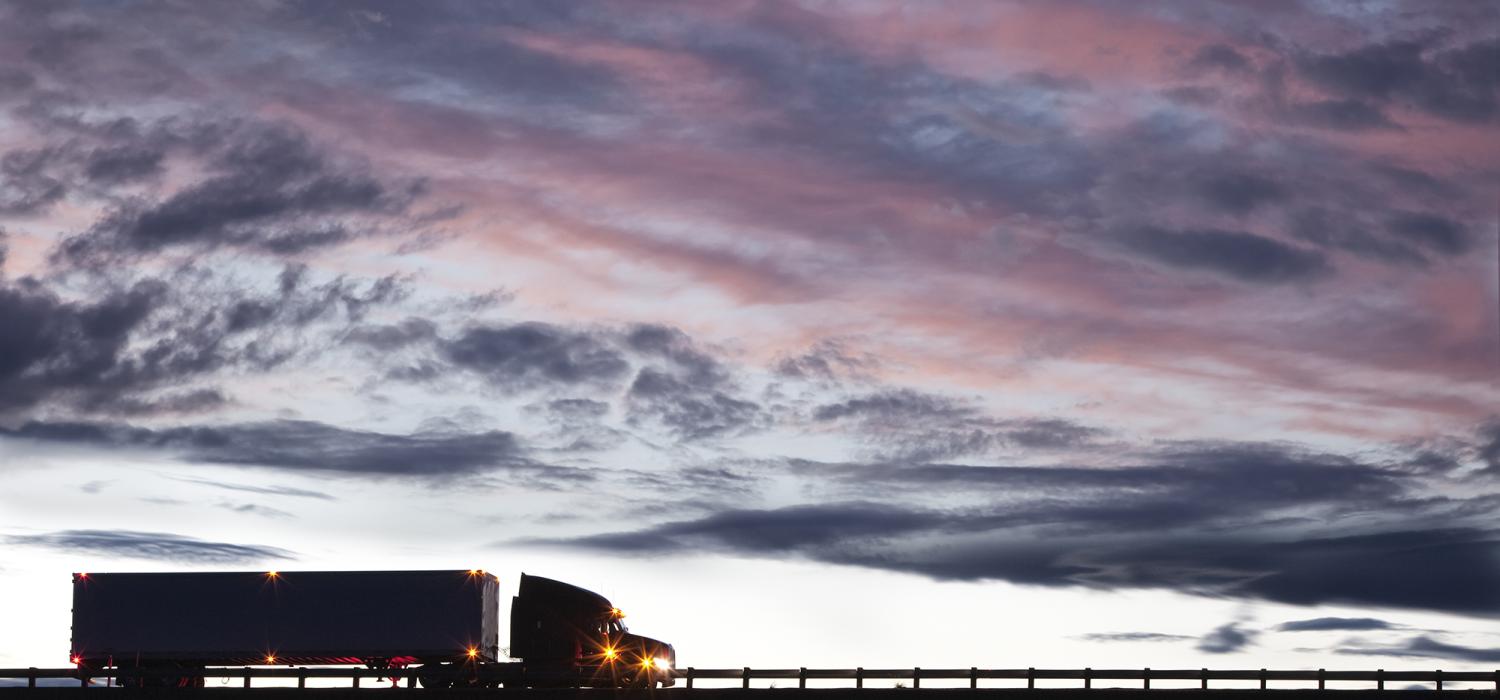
[607,619,626,634]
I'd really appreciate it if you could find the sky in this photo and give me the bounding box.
[1,0,1498,682]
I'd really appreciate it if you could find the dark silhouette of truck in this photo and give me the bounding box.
[70,570,675,688]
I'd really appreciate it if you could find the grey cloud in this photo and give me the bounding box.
[1079,632,1194,643]
[536,438,1500,615]
[344,318,438,350]
[1337,636,1500,663]
[1197,622,1256,654]
[0,146,67,214]
[772,340,876,382]
[1297,38,1499,123]
[1188,44,1251,74]
[626,368,766,441]
[83,143,165,184]
[7,529,294,564]
[811,389,1102,461]
[442,322,630,389]
[1386,212,1470,256]
[1117,227,1330,284]
[217,502,294,519]
[1,418,576,481]
[1286,98,1397,131]
[166,476,336,501]
[55,123,424,262]
[1277,617,1395,632]
[1194,171,1286,215]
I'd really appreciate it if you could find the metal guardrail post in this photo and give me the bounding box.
[1200,668,1208,689]
[1435,669,1442,691]
[244,667,252,688]
[913,667,920,689]
[1376,669,1383,690]
[686,667,694,690]
[970,666,977,689]
[799,667,807,689]
[299,668,308,688]
[1144,668,1151,689]
[1026,667,1034,689]
[742,667,750,689]
[1318,668,1325,690]
[352,672,359,689]
[856,667,863,689]
[1259,668,1267,690]
[27,668,36,688]
[1084,667,1091,689]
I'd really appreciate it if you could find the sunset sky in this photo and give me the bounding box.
[1,0,1498,680]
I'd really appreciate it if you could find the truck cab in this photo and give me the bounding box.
[509,574,675,687]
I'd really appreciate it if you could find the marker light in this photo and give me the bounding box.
[652,658,672,670]
[77,573,88,579]
[466,647,479,659]
[641,658,654,669]
[265,655,276,664]
[609,607,624,618]
[266,571,279,578]
[468,569,479,575]
[602,647,617,660]
[71,656,82,665]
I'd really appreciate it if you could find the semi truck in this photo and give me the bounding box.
[69,570,676,688]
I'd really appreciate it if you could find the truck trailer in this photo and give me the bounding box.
[70,570,676,688]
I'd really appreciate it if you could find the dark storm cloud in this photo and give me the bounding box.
[54,124,424,262]
[0,277,162,413]
[0,418,579,481]
[344,318,439,350]
[441,322,631,389]
[1337,636,1500,663]
[1297,38,1499,123]
[535,439,1500,615]
[1277,617,1395,632]
[1197,622,1256,654]
[1117,227,1330,283]
[1079,632,1193,643]
[6,529,293,564]
[0,261,409,417]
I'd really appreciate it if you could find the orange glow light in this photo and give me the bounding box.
[468,569,479,575]
[641,658,654,668]
[71,656,82,665]
[266,571,279,578]
[602,647,617,660]
[265,655,276,664]
[466,647,478,658]
[77,573,88,579]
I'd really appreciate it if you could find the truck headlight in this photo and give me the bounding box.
[652,657,672,670]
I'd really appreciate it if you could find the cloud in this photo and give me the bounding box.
[811,389,1102,460]
[1079,632,1194,643]
[0,418,581,481]
[1116,227,1331,284]
[1277,617,1396,632]
[532,439,1500,615]
[1188,44,1251,74]
[6,529,293,564]
[1297,38,1498,123]
[1197,622,1256,654]
[54,123,426,262]
[1337,635,1500,664]
[441,322,631,389]
[217,502,295,519]
[626,368,766,441]
[165,476,336,500]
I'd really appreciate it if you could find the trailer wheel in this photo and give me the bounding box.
[416,665,453,689]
